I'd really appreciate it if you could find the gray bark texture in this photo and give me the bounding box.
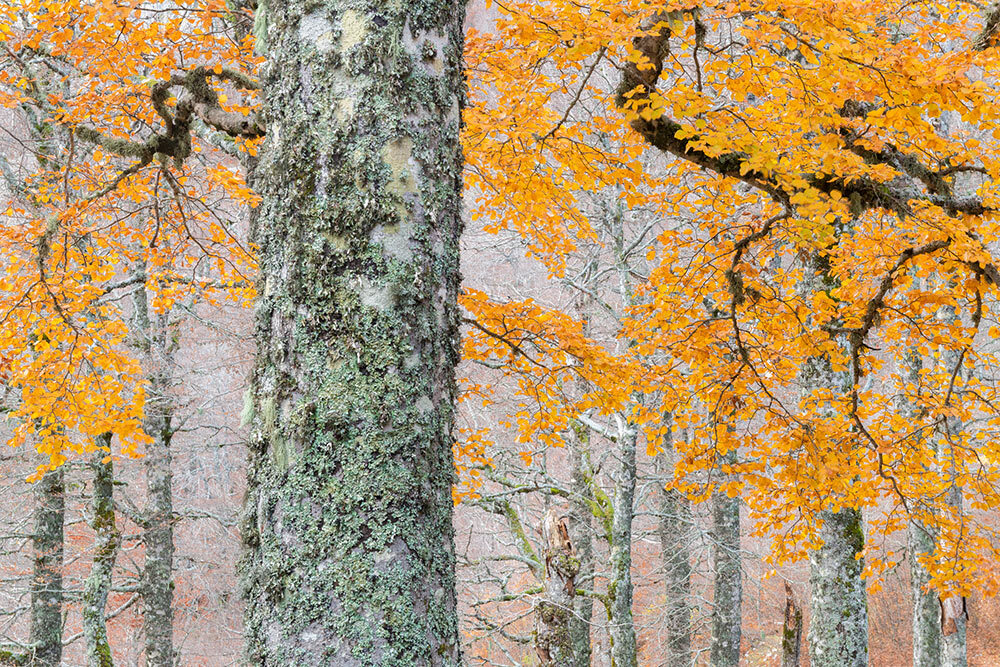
[29,468,64,667]
[135,285,177,667]
[567,429,593,666]
[709,450,742,667]
[781,583,803,667]
[799,262,868,667]
[656,430,692,667]
[807,508,867,667]
[609,426,637,667]
[238,0,466,662]
[535,509,580,666]
[909,517,941,667]
[83,436,119,667]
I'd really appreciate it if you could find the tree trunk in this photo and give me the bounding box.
[657,428,692,667]
[83,435,119,667]
[609,424,637,667]
[239,0,465,661]
[710,449,741,667]
[910,517,941,667]
[781,583,803,667]
[30,468,64,667]
[807,508,867,667]
[134,282,176,667]
[568,424,594,666]
[536,509,580,666]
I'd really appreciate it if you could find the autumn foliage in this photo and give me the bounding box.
[460,0,1000,599]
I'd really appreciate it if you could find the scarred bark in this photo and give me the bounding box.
[239,0,466,662]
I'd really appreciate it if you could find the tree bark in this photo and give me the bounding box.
[239,0,465,662]
[535,509,580,666]
[781,583,803,667]
[568,424,594,666]
[134,279,177,667]
[29,468,64,667]
[807,508,867,667]
[656,428,692,667]
[710,449,742,667]
[83,435,119,667]
[609,424,637,667]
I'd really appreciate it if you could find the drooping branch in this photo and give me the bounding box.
[615,13,996,218]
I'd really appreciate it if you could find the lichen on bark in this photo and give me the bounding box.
[239,0,466,662]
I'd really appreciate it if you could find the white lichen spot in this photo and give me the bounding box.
[415,395,434,414]
[340,10,368,53]
[335,97,355,123]
[403,350,420,370]
[298,11,335,52]
[371,219,414,262]
[358,276,395,311]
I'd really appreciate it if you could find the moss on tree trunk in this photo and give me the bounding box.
[239,0,465,662]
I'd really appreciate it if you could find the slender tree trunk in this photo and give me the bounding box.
[781,583,803,667]
[83,435,119,667]
[656,427,692,667]
[568,424,594,666]
[134,281,176,667]
[710,449,742,667]
[904,345,943,667]
[910,516,941,666]
[239,0,465,661]
[30,468,64,667]
[609,424,637,667]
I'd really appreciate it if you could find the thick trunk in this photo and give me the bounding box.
[30,468,64,667]
[656,429,692,666]
[568,425,593,666]
[710,448,741,667]
[609,425,637,667]
[83,435,119,667]
[807,508,867,667]
[239,0,465,662]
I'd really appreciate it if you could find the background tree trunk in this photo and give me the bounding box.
[568,426,594,666]
[609,424,637,667]
[135,279,177,667]
[30,468,64,667]
[239,0,466,661]
[710,449,741,667]
[781,583,803,667]
[83,436,119,667]
[657,427,692,667]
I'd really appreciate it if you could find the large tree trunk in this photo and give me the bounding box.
[239,0,465,661]
[657,427,692,666]
[710,449,741,667]
[30,468,64,667]
[83,436,119,667]
[609,424,637,667]
[807,508,867,666]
